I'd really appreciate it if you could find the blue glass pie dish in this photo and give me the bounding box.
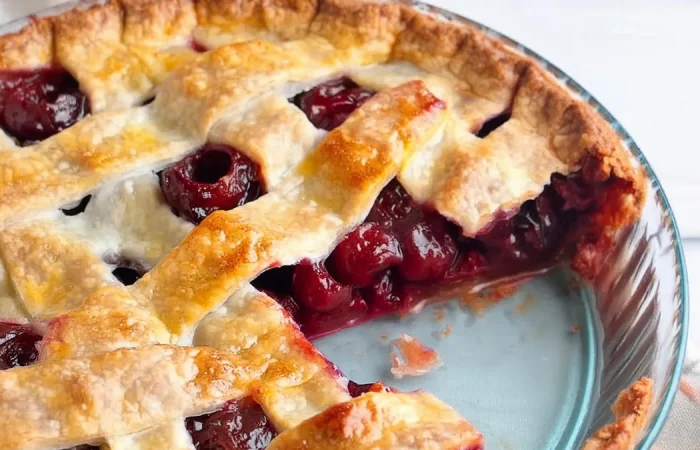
[1,1,688,449]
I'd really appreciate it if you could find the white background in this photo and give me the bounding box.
[1,0,698,446]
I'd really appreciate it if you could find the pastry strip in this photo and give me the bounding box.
[0,345,252,450]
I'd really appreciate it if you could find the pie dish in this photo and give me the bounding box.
[0,0,658,449]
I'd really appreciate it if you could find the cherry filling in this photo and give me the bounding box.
[255,169,608,339]
[290,77,375,131]
[160,144,264,223]
[190,40,209,53]
[292,260,352,313]
[186,397,277,450]
[327,222,403,286]
[0,69,89,145]
[0,322,42,370]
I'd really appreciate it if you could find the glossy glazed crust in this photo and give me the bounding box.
[582,377,654,450]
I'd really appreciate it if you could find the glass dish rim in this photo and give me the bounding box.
[0,1,690,448]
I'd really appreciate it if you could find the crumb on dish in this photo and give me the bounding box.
[582,377,653,450]
[389,333,442,379]
[432,323,452,340]
[461,284,521,316]
[433,305,446,322]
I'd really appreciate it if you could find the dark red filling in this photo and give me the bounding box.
[290,77,375,131]
[0,322,42,370]
[190,40,209,53]
[160,144,264,223]
[0,69,89,145]
[186,397,277,450]
[255,173,601,339]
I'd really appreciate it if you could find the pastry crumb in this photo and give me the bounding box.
[582,377,653,450]
[389,333,442,379]
[460,291,491,316]
[379,332,389,341]
[431,323,452,340]
[461,284,520,316]
[433,305,446,322]
[492,284,519,301]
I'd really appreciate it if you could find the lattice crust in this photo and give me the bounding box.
[0,1,649,449]
[0,345,251,449]
[194,284,352,430]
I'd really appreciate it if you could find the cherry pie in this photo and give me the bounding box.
[0,1,653,449]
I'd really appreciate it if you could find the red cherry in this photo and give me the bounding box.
[448,248,488,279]
[160,144,263,223]
[327,223,403,287]
[299,293,368,339]
[366,179,422,231]
[398,221,457,282]
[519,191,562,253]
[361,270,410,312]
[0,69,89,145]
[292,260,352,313]
[0,322,41,370]
[292,77,374,130]
[186,397,277,450]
